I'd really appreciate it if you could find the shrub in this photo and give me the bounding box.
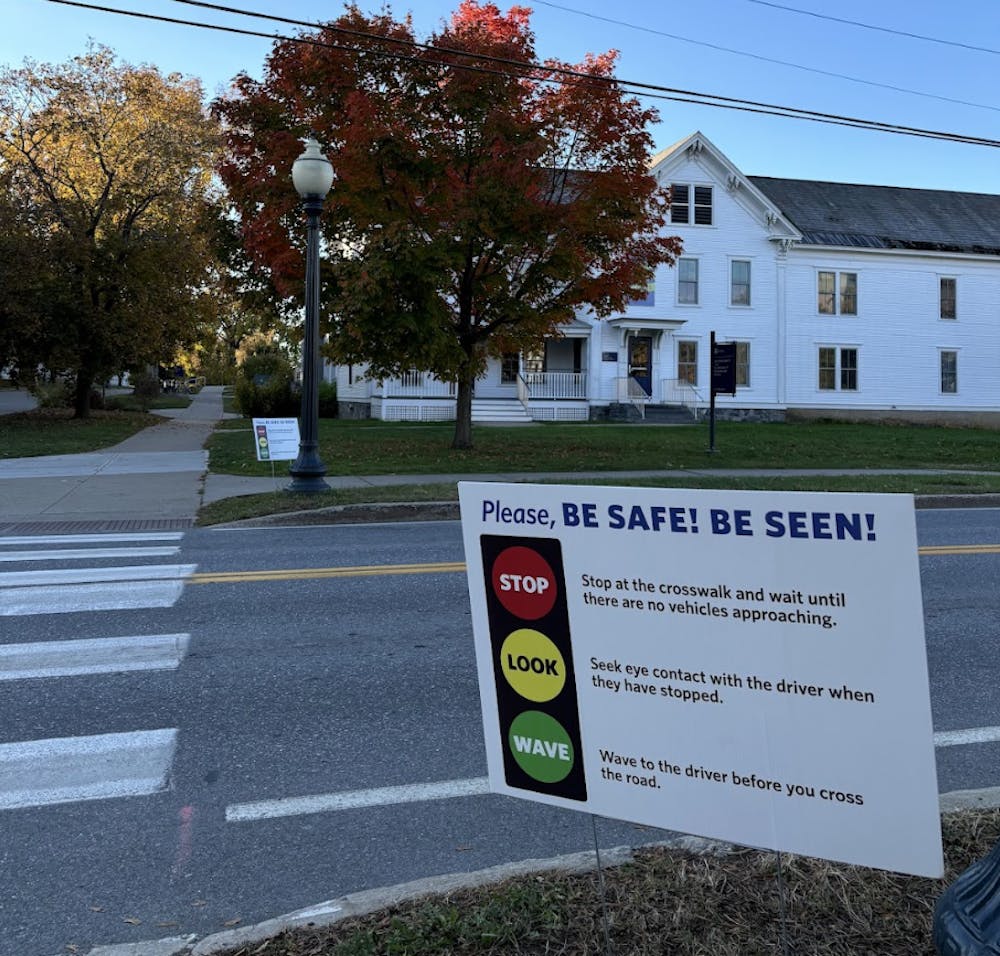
[318,380,338,418]
[31,380,72,409]
[234,351,298,417]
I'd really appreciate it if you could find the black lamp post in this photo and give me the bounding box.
[287,136,334,493]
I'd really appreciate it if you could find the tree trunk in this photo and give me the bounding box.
[73,370,94,419]
[452,362,475,450]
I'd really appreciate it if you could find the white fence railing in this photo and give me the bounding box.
[614,376,649,419]
[662,378,707,417]
[516,373,530,410]
[521,371,588,400]
[380,371,456,398]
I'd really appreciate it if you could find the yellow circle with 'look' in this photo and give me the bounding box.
[500,629,566,702]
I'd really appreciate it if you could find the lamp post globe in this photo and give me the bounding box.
[287,136,333,493]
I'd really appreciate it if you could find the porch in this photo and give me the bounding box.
[373,368,591,422]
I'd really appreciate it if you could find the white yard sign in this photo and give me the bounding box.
[251,418,300,462]
[459,482,943,878]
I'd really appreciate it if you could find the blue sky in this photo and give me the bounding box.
[6,0,999,192]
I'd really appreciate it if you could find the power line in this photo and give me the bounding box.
[530,0,1000,113]
[161,0,1000,146]
[748,0,1000,57]
[40,0,1000,149]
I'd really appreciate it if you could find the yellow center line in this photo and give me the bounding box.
[187,545,1000,585]
[918,545,1000,556]
[188,561,467,585]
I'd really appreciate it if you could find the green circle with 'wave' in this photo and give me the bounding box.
[508,711,574,783]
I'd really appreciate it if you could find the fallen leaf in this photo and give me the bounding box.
[65,947,79,954]
[157,921,179,928]
[223,917,242,927]
[455,845,473,852]
[89,906,103,913]
[192,899,208,907]
[122,917,141,925]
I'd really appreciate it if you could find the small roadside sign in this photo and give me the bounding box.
[251,418,300,462]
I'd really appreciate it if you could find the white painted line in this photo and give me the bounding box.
[225,726,1000,825]
[0,546,180,563]
[0,634,189,680]
[934,726,1000,747]
[0,533,184,546]
[226,776,490,823]
[0,580,188,616]
[0,563,196,587]
[0,729,178,810]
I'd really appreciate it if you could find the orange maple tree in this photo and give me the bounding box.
[216,1,680,448]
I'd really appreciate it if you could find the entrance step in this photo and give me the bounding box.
[471,399,533,424]
[609,403,697,424]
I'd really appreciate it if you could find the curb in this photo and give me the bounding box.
[65,788,1000,956]
[206,500,461,528]
[205,493,1000,529]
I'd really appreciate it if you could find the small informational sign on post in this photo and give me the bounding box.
[459,482,943,877]
[251,418,300,462]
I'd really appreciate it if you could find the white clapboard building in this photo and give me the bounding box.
[334,131,1000,426]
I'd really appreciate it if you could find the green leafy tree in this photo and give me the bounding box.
[0,46,220,416]
[216,1,680,448]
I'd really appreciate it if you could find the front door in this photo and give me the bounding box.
[628,336,653,397]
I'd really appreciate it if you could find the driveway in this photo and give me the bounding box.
[0,388,37,415]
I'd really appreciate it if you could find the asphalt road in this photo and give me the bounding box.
[0,509,998,955]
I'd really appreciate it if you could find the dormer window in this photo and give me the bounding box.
[670,184,713,225]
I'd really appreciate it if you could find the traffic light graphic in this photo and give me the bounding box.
[480,534,587,802]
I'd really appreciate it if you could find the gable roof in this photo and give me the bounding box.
[649,131,800,240]
[748,177,1000,256]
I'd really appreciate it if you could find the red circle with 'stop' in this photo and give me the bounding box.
[491,547,557,620]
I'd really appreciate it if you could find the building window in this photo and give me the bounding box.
[940,278,957,319]
[735,341,750,387]
[818,347,858,391]
[500,353,519,384]
[670,184,689,224]
[678,340,698,385]
[694,186,713,225]
[670,183,713,225]
[678,258,699,304]
[818,271,858,315]
[940,350,957,393]
[730,259,751,306]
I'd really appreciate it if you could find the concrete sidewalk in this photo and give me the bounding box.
[0,386,229,531]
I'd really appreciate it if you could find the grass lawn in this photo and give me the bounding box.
[0,408,160,457]
[206,418,1000,477]
[105,394,192,412]
[214,808,997,956]
[197,470,1000,525]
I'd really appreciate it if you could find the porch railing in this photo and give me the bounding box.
[521,371,587,399]
[615,376,650,419]
[662,378,707,418]
[516,373,530,411]
[380,371,456,398]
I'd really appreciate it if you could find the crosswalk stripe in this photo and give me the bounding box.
[0,729,178,810]
[0,581,189,616]
[226,777,491,823]
[0,634,190,680]
[0,564,196,588]
[0,533,184,546]
[0,547,180,563]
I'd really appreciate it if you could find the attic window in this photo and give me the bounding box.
[669,184,713,225]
